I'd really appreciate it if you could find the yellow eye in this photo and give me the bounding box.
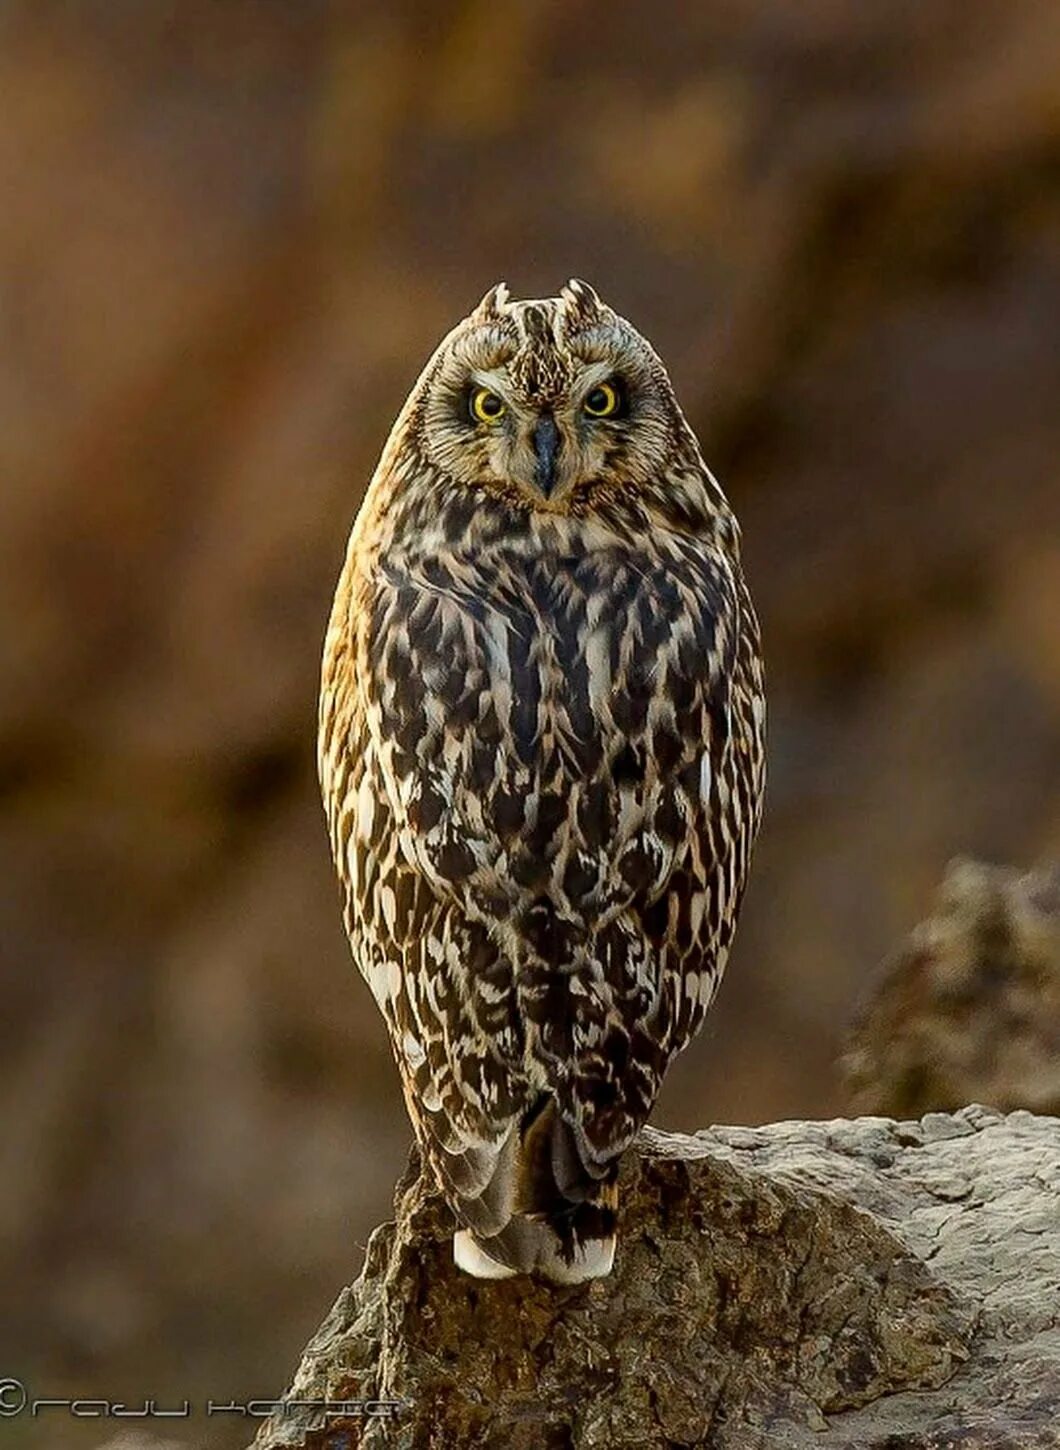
[583,380,621,417]
[470,387,506,424]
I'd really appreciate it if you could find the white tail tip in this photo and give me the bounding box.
[453,1227,616,1283]
[453,1229,519,1279]
[539,1234,616,1284]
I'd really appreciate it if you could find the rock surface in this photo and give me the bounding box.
[252,1106,1060,1449]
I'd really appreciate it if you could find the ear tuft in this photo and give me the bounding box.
[560,277,604,322]
[472,282,510,322]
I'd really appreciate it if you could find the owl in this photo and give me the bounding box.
[319,280,765,1283]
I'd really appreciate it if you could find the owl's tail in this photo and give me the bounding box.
[449,1095,619,1284]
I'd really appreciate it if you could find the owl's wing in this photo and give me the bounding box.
[332,733,542,1236]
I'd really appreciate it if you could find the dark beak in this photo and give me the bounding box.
[532,413,561,497]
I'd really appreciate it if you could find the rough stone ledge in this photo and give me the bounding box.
[251,1105,1060,1449]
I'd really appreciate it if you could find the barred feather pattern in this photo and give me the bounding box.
[318,284,765,1280]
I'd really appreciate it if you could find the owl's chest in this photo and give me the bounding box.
[365,542,712,786]
[348,534,741,915]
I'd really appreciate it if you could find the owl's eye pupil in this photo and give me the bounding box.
[584,380,621,417]
[471,388,505,423]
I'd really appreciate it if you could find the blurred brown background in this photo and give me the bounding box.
[1,2,1058,1446]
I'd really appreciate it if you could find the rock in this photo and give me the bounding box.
[93,1438,187,1450]
[842,858,1060,1117]
[251,1106,1060,1449]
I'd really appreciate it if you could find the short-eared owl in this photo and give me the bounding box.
[319,281,765,1282]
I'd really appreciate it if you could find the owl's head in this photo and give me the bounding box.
[403,281,695,515]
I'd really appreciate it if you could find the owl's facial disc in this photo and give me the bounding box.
[417,284,678,509]
[461,361,654,505]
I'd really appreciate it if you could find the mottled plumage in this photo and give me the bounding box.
[319,281,765,1281]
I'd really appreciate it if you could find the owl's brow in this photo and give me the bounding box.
[461,327,519,373]
[468,366,513,397]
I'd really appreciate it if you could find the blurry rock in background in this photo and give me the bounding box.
[1,3,1058,1447]
[93,1438,186,1450]
[842,858,1060,1118]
